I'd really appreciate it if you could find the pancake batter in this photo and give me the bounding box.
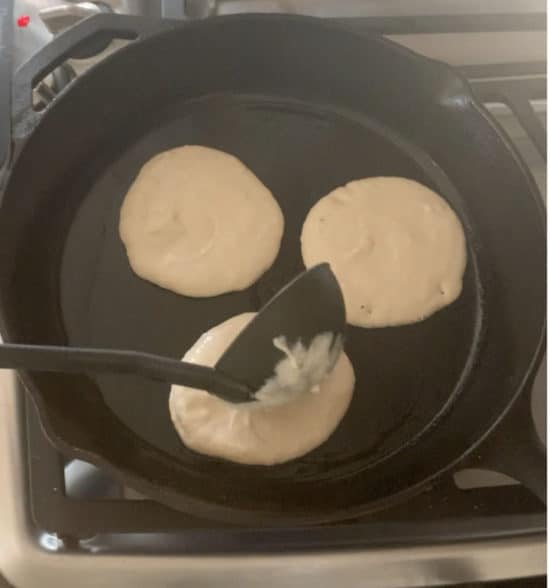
[169,313,355,465]
[120,146,284,297]
[301,177,467,327]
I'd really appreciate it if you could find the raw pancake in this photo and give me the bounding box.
[119,146,284,297]
[301,177,467,327]
[169,313,355,465]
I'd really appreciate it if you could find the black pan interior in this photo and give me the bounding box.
[60,93,481,469]
[0,16,544,521]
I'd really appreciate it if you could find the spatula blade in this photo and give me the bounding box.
[215,263,346,393]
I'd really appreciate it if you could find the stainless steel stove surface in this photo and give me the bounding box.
[0,2,546,587]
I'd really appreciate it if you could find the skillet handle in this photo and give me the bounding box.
[459,366,546,504]
[12,13,180,141]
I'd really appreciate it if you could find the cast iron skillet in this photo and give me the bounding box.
[0,14,545,524]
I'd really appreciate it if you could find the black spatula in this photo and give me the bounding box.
[0,264,345,403]
[215,263,346,393]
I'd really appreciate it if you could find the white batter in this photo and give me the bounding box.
[119,146,284,297]
[301,177,467,327]
[169,313,355,465]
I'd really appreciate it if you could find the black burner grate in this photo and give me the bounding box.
[464,64,546,158]
[24,389,544,551]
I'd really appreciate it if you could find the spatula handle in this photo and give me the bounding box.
[0,343,252,403]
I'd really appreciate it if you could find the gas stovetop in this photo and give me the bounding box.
[0,2,546,587]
